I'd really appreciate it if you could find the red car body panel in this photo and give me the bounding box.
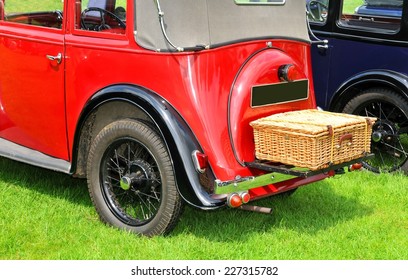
[64,40,316,182]
[0,24,68,159]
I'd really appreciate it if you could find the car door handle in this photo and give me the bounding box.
[46,53,62,64]
[317,44,329,50]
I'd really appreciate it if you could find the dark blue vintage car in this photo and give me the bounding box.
[308,0,408,173]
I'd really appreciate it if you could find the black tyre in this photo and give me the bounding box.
[86,119,183,236]
[342,88,408,173]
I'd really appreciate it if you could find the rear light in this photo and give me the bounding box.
[349,163,363,171]
[278,64,299,82]
[227,192,250,208]
[227,193,243,208]
[240,192,251,204]
[192,150,208,173]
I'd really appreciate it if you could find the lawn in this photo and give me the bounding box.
[0,157,407,260]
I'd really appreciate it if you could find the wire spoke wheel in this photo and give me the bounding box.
[101,138,161,226]
[87,119,183,236]
[343,88,408,173]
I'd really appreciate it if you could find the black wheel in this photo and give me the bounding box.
[86,119,183,236]
[342,88,408,173]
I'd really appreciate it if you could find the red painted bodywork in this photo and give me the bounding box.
[0,0,330,204]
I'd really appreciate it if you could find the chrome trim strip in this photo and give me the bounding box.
[0,138,71,173]
[214,172,296,195]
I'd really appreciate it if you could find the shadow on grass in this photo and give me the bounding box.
[0,157,90,206]
[172,180,373,241]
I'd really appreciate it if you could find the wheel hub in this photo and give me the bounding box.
[372,120,398,147]
[119,159,156,191]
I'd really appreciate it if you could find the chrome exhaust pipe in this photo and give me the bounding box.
[238,204,273,214]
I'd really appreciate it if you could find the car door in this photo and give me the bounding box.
[307,0,333,109]
[0,0,68,160]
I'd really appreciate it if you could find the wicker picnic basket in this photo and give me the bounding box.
[250,109,376,170]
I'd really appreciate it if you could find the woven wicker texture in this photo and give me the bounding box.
[250,110,376,170]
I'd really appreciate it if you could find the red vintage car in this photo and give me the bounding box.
[0,0,370,236]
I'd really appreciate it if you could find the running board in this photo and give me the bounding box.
[0,138,71,173]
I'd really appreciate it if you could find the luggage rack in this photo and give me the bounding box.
[244,153,374,178]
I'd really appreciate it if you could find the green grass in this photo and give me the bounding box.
[343,0,365,14]
[0,157,407,260]
[5,0,63,13]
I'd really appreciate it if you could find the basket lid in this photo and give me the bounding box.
[250,109,375,135]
